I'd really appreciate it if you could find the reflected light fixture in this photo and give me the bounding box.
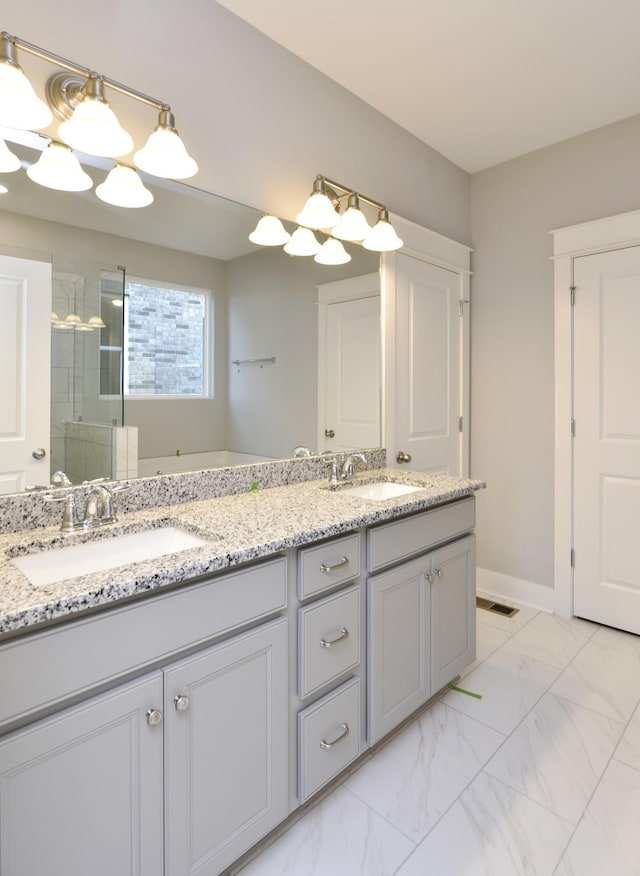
[283,226,321,257]
[249,214,291,246]
[314,238,351,266]
[96,164,153,208]
[0,136,20,171]
[0,30,198,201]
[26,139,92,191]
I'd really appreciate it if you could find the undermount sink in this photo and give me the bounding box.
[340,481,424,500]
[12,526,210,589]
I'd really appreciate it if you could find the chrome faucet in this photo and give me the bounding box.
[44,482,130,532]
[327,452,368,489]
[83,485,116,527]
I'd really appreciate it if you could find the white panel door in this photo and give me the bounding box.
[0,254,52,493]
[573,246,640,634]
[392,254,463,474]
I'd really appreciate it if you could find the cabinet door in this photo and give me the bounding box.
[430,535,476,691]
[367,556,430,744]
[164,618,288,876]
[0,673,164,876]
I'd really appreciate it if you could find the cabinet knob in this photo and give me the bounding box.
[319,627,349,648]
[174,694,190,713]
[426,572,434,584]
[435,568,444,577]
[320,722,350,750]
[146,708,162,727]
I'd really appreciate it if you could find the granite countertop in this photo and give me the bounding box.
[0,469,484,638]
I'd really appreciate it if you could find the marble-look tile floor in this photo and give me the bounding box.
[237,601,640,876]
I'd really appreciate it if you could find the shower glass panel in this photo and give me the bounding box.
[50,262,125,483]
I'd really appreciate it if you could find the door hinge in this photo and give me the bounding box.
[570,548,575,567]
[458,299,469,317]
[459,415,463,432]
[570,286,576,305]
[571,418,575,437]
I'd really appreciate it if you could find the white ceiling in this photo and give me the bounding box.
[216,0,640,173]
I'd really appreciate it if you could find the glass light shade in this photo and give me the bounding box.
[87,315,106,328]
[283,226,322,256]
[58,82,134,158]
[75,323,94,332]
[363,209,403,252]
[0,59,53,130]
[296,191,339,229]
[64,312,82,326]
[332,206,372,242]
[96,165,154,209]
[134,128,198,180]
[26,141,93,191]
[0,137,20,172]
[314,238,351,266]
[249,215,291,246]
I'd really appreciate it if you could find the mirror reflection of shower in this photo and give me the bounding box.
[50,264,137,484]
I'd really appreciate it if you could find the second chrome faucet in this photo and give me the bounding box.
[328,452,368,489]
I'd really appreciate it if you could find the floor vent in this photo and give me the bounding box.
[476,597,519,618]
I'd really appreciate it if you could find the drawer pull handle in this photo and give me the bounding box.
[320,722,350,750]
[319,556,349,573]
[319,627,349,648]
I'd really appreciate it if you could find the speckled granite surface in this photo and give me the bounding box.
[0,469,484,638]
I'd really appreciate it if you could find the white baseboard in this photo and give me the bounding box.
[476,567,555,614]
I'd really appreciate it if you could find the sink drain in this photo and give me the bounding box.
[476,596,519,618]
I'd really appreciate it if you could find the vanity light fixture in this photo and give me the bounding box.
[248,174,403,259]
[96,164,154,209]
[26,140,92,191]
[0,136,20,172]
[248,214,291,246]
[0,31,198,193]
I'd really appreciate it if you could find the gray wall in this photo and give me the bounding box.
[4,0,470,245]
[470,113,640,591]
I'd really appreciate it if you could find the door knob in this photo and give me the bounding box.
[174,694,190,713]
[146,708,162,727]
[325,429,335,438]
[32,448,46,460]
[396,451,412,464]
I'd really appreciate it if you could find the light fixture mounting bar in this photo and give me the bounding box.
[2,31,170,111]
[320,175,386,212]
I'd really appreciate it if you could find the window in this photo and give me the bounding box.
[100,276,212,399]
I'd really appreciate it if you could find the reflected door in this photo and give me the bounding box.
[318,273,381,453]
[573,246,640,634]
[0,254,51,493]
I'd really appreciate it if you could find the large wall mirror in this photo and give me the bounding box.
[0,133,381,493]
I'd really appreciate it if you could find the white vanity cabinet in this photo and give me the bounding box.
[367,498,476,744]
[294,532,365,803]
[0,558,289,876]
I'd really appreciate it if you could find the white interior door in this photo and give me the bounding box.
[388,253,465,475]
[317,273,380,453]
[573,246,640,634]
[0,254,52,493]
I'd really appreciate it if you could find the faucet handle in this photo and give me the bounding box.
[44,492,78,533]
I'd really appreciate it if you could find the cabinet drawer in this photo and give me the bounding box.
[0,556,287,731]
[367,497,475,571]
[298,677,361,802]
[298,586,360,699]
[297,532,361,599]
